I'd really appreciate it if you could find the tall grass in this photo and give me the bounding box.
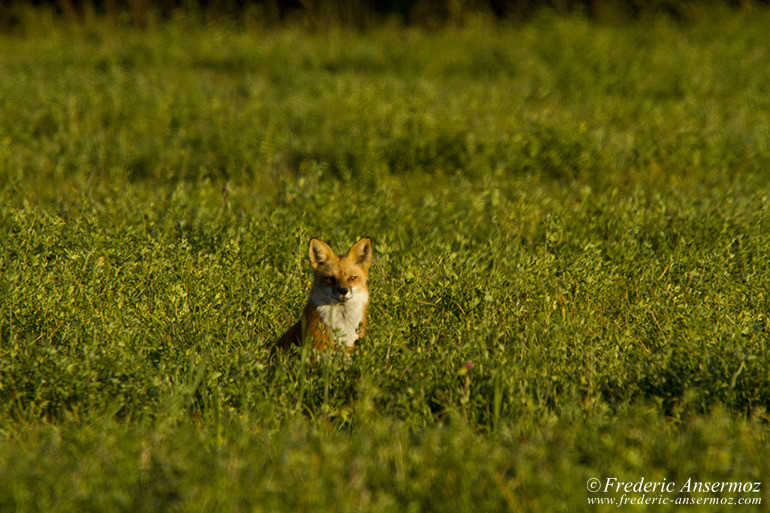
[1,10,769,512]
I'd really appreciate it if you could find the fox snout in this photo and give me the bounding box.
[331,284,352,302]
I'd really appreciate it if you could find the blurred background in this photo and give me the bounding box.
[2,0,766,29]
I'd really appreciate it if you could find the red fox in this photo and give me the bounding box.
[275,237,373,353]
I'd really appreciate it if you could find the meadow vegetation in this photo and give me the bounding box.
[1,8,769,511]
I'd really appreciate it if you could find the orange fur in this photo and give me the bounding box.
[275,237,372,354]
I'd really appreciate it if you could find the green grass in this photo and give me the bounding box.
[1,9,769,512]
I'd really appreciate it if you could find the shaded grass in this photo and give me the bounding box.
[1,13,770,187]
[1,406,768,512]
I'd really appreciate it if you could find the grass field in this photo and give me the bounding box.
[1,8,769,512]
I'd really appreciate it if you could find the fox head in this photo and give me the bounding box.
[309,237,372,304]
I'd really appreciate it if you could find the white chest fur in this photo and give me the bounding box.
[311,288,368,348]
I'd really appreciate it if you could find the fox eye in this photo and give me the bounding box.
[349,275,357,282]
[322,276,335,285]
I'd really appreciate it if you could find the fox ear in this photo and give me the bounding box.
[308,238,336,270]
[348,237,373,271]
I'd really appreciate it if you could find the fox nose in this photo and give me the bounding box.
[338,287,349,296]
